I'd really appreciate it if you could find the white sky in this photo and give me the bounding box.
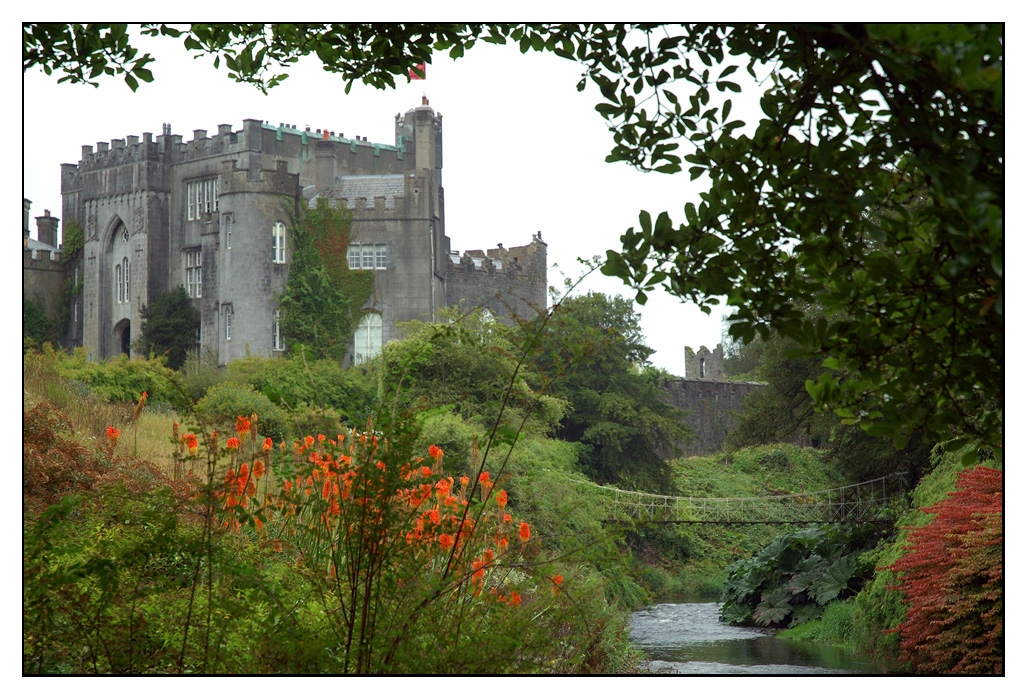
[20,26,757,375]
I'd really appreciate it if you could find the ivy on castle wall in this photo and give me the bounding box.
[279,199,374,363]
[51,219,85,344]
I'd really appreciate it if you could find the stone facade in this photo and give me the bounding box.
[57,100,546,366]
[661,376,763,457]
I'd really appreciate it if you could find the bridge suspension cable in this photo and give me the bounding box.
[569,472,908,525]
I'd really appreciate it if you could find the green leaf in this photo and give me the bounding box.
[811,556,856,605]
[752,588,792,626]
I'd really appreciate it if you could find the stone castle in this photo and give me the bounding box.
[36,98,546,365]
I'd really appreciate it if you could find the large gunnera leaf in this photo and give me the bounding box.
[811,555,856,605]
[752,588,793,626]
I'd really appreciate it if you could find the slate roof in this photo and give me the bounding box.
[25,236,58,253]
[320,175,406,208]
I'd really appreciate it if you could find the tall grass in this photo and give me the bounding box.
[24,348,179,475]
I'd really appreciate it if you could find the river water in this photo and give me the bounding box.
[629,602,887,675]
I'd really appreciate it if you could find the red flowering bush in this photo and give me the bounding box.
[886,466,1002,674]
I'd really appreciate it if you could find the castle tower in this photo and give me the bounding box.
[65,131,169,361]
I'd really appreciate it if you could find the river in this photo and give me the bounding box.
[629,602,890,674]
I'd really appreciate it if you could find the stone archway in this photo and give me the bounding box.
[112,318,131,358]
[97,216,131,359]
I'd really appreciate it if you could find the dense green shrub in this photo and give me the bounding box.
[194,381,289,441]
[28,345,184,408]
[224,353,378,425]
[719,524,886,628]
[379,313,562,434]
[177,348,223,404]
[286,402,345,442]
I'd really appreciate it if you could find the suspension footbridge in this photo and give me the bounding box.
[570,472,908,526]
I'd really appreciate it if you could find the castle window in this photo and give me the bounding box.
[187,177,219,221]
[225,215,232,249]
[195,323,202,354]
[73,300,78,323]
[186,249,202,298]
[115,264,123,303]
[347,243,388,270]
[353,313,382,365]
[123,257,130,301]
[225,307,233,340]
[273,309,284,351]
[272,222,286,264]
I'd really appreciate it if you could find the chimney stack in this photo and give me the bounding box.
[36,209,59,248]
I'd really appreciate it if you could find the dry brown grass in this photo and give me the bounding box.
[23,356,180,477]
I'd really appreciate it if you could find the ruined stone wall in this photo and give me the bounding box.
[661,377,764,456]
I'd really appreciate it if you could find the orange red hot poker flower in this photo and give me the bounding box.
[236,415,250,440]
[209,437,550,605]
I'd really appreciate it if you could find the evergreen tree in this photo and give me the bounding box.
[23,296,55,348]
[135,286,200,370]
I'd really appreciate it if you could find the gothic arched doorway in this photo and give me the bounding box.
[112,318,131,358]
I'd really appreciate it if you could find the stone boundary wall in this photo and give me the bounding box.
[660,377,764,456]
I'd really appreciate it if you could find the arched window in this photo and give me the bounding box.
[272,222,286,264]
[353,313,382,365]
[123,257,130,302]
[115,264,123,303]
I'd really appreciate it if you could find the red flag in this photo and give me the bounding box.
[409,63,426,80]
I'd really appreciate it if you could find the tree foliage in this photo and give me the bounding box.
[135,285,200,370]
[589,24,1003,455]
[25,23,1002,452]
[885,465,1002,674]
[723,322,935,484]
[279,199,374,363]
[23,296,55,348]
[534,292,689,491]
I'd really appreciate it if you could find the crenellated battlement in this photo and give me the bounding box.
[76,132,159,170]
[444,233,547,321]
[447,234,547,279]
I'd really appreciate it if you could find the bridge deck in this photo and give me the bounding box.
[574,472,907,526]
